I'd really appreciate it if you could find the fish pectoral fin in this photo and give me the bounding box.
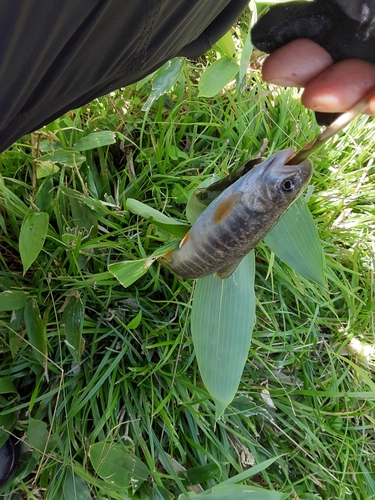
[213,191,242,224]
[214,260,243,279]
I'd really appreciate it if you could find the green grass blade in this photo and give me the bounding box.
[19,210,49,274]
[264,197,325,286]
[191,251,256,417]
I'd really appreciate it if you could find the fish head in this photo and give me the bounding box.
[247,148,313,213]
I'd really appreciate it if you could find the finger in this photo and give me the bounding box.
[302,59,375,114]
[261,39,333,87]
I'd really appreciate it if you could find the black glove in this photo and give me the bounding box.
[251,0,375,124]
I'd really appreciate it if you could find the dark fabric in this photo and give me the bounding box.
[0,0,248,153]
[251,0,375,125]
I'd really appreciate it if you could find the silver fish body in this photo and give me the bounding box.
[160,148,313,279]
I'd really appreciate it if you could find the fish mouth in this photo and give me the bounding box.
[263,148,313,178]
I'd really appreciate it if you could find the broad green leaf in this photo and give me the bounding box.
[192,484,284,499]
[27,418,49,454]
[24,298,47,370]
[73,131,116,151]
[142,58,184,112]
[0,411,17,447]
[62,293,84,364]
[191,251,256,416]
[126,198,189,237]
[0,377,18,395]
[19,211,49,274]
[34,177,54,212]
[89,441,148,490]
[62,468,92,500]
[213,31,236,59]
[264,197,325,286]
[0,290,28,311]
[198,57,239,98]
[37,148,86,167]
[165,145,189,161]
[70,198,98,238]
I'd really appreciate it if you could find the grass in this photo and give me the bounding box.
[1,19,375,500]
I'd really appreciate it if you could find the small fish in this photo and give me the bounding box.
[159,148,312,279]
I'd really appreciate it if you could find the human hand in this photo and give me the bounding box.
[261,38,375,117]
[251,0,375,123]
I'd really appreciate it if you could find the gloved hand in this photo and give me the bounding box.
[251,0,375,124]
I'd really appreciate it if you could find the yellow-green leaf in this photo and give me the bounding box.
[213,31,236,59]
[35,161,60,179]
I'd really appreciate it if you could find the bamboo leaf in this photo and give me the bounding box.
[37,148,86,167]
[198,57,239,98]
[191,252,256,417]
[214,31,236,59]
[0,290,28,311]
[108,241,180,288]
[19,211,49,274]
[89,441,148,490]
[27,418,50,454]
[62,468,92,500]
[193,484,285,499]
[74,131,116,151]
[109,258,156,288]
[62,293,84,364]
[264,197,325,286]
[24,298,47,371]
[0,377,18,395]
[142,58,184,112]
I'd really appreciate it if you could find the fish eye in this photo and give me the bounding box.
[282,179,294,192]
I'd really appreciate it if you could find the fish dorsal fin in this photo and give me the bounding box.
[213,191,241,224]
